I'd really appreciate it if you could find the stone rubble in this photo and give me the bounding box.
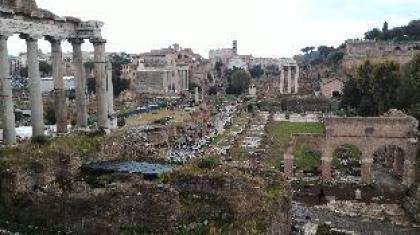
[316,200,412,227]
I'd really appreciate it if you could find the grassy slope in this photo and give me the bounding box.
[0,134,105,170]
[265,122,325,170]
[127,109,191,126]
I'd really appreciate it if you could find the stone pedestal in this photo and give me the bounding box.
[403,160,416,187]
[194,87,199,104]
[91,38,108,130]
[322,157,332,182]
[49,38,67,133]
[70,38,88,128]
[0,35,16,145]
[361,158,373,185]
[23,35,44,137]
[284,153,293,177]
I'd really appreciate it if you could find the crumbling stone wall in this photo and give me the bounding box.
[0,0,38,13]
[284,134,325,177]
[98,126,169,163]
[171,173,265,221]
[284,115,418,186]
[0,180,181,234]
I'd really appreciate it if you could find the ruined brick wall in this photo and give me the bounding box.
[133,70,166,94]
[171,173,265,221]
[0,181,180,234]
[325,117,417,139]
[345,40,420,61]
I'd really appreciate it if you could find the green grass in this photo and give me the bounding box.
[293,144,322,173]
[0,133,105,170]
[264,122,325,169]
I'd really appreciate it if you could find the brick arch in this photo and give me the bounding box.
[284,116,418,187]
[323,137,411,184]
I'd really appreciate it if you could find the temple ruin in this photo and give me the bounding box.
[284,113,418,187]
[279,58,299,94]
[0,0,113,145]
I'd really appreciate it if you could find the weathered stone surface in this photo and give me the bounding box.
[284,114,418,186]
[0,0,38,13]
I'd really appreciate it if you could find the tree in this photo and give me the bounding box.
[113,77,130,96]
[365,28,382,40]
[19,66,28,78]
[215,61,224,78]
[317,46,335,59]
[382,21,389,40]
[109,53,131,96]
[226,69,251,95]
[39,61,52,77]
[340,77,361,110]
[44,100,56,125]
[340,60,400,116]
[249,65,264,79]
[301,46,315,54]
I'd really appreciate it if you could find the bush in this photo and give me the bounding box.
[31,135,50,145]
[294,145,322,173]
[197,156,221,170]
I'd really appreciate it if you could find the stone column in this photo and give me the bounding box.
[0,34,16,145]
[403,139,418,186]
[183,70,187,90]
[287,66,292,94]
[21,34,44,137]
[163,70,168,93]
[361,158,373,185]
[187,70,190,90]
[280,66,284,94]
[284,152,294,177]
[294,65,300,94]
[322,157,333,181]
[106,61,114,128]
[194,87,199,104]
[69,39,88,128]
[47,37,67,133]
[90,38,108,130]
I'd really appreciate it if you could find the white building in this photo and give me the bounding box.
[40,76,75,94]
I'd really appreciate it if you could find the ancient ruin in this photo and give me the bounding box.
[284,112,418,186]
[279,58,300,94]
[0,0,113,145]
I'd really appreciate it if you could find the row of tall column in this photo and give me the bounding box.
[0,33,112,145]
[279,65,299,94]
[163,69,190,94]
[179,69,189,91]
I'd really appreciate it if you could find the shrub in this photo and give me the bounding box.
[197,156,221,170]
[31,135,50,145]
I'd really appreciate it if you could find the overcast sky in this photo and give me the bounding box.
[6,0,420,58]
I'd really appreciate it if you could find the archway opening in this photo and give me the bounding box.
[373,145,405,184]
[332,144,362,179]
[293,144,322,176]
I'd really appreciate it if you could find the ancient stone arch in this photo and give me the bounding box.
[284,115,418,187]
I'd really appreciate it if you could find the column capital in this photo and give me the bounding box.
[90,38,107,45]
[0,32,13,39]
[45,36,64,44]
[19,34,42,41]
[68,38,85,45]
